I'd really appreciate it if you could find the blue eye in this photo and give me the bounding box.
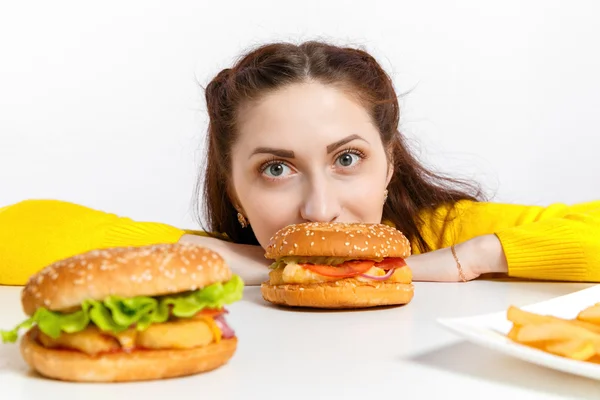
[263,162,292,178]
[335,152,361,167]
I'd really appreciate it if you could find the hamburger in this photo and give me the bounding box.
[260,222,413,308]
[0,242,243,382]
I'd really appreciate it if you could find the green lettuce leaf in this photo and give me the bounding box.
[1,274,243,343]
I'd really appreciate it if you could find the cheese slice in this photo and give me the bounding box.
[201,316,222,344]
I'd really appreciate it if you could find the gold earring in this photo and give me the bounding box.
[383,189,388,203]
[237,212,248,228]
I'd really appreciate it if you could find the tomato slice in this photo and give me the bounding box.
[374,257,407,270]
[300,260,375,278]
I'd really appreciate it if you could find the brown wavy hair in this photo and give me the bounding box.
[195,41,484,253]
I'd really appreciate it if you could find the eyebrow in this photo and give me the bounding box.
[326,134,367,154]
[249,147,295,159]
[249,134,368,159]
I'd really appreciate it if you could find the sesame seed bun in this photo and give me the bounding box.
[264,222,411,260]
[21,243,231,316]
[260,280,414,308]
[20,330,237,382]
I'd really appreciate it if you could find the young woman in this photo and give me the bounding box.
[1,41,599,286]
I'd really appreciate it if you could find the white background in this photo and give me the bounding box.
[0,0,598,229]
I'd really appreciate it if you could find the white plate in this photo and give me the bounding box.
[437,284,600,380]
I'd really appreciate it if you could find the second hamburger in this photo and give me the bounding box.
[261,222,413,308]
[1,242,243,382]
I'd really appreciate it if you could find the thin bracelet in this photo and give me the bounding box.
[450,244,468,282]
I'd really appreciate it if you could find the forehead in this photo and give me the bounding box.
[235,81,378,149]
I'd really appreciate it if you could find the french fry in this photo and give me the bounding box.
[588,355,600,364]
[507,306,600,334]
[507,324,521,341]
[577,303,600,325]
[516,322,598,344]
[507,306,553,325]
[544,339,596,361]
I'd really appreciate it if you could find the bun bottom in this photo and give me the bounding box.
[20,331,237,382]
[260,279,414,309]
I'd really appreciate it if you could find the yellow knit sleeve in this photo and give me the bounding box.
[0,199,187,286]
[417,200,600,282]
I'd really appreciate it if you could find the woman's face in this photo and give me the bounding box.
[230,81,393,249]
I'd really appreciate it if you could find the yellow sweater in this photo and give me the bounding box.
[1,199,599,285]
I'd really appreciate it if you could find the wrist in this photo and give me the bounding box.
[469,234,508,276]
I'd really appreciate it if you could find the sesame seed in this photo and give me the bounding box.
[310,242,314,246]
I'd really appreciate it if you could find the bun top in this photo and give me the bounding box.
[21,243,231,316]
[264,222,411,260]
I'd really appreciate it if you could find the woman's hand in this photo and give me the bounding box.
[407,234,508,282]
[178,234,270,286]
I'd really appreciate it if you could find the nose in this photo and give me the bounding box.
[300,179,341,223]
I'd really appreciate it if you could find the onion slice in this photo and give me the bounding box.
[214,315,235,339]
[360,268,396,281]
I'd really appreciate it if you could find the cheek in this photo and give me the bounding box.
[232,178,300,249]
[341,180,386,220]
[338,165,389,222]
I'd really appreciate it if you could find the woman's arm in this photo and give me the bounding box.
[0,199,269,286]
[178,234,270,286]
[0,200,185,285]
[410,199,600,282]
[408,234,507,282]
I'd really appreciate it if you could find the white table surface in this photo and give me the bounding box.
[1,281,599,400]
